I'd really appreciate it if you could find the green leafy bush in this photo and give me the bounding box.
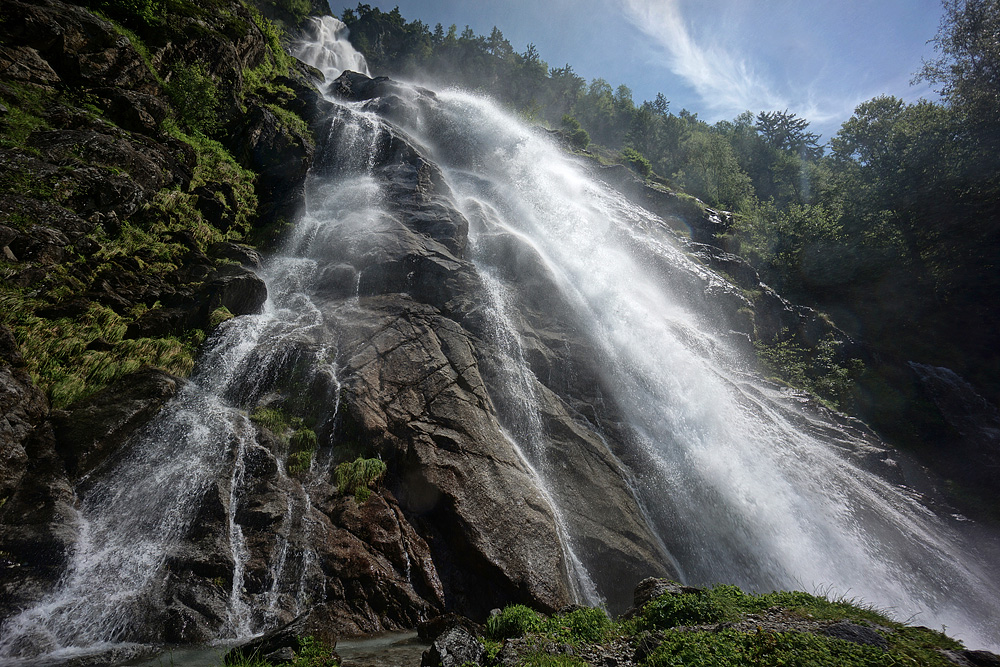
[640,587,729,628]
[485,604,544,641]
[620,147,652,179]
[334,456,386,502]
[755,332,865,410]
[166,64,220,136]
[546,607,610,644]
[560,115,590,150]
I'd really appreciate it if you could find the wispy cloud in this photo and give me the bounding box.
[621,0,790,117]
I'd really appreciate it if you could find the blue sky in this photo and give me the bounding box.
[326,0,945,141]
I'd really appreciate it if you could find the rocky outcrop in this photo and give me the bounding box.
[421,626,486,667]
[0,0,320,634]
[319,71,677,617]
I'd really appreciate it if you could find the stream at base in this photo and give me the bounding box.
[126,633,426,667]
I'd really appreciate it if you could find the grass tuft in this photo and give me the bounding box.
[333,456,386,503]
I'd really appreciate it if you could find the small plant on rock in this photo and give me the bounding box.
[334,456,386,503]
[485,604,544,641]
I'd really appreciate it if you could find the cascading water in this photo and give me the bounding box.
[289,17,1000,649]
[3,13,999,662]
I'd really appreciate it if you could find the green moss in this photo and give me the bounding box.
[333,456,386,503]
[249,7,293,74]
[265,103,313,148]
[209,306,235,327]
[250,406,290,434]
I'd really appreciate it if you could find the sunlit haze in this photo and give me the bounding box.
[326,0,943,141]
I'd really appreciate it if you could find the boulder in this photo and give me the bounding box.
[51,368,183,479]
[632,578,701,611]
[202,264,268,316]
[420,626,486,667]
[819,620,889,650]
[418,613,483,642]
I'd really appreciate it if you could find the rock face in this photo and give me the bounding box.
[0,0,324,644]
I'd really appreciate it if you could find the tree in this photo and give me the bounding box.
[674,131,752,208]
[919,0,1000,127]
[755,110,823,159]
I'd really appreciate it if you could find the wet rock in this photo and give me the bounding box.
[0,325,47,500]
[224,612,338,665]
[329,70,392,101]
[943,649,1000,667]
[202,264,268,316]
[418,612,483,642]
[208,241,264,270]
[51,368,183,479]
[819,620,888,650]
[420,626,485,667]
[632,578,701,610]
[0,424,79,619]
[225,102,314,226]
[0,0,158,93]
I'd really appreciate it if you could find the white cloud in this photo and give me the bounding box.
[621,0,791,117]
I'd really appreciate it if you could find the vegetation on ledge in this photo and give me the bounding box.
[434,581,978,667]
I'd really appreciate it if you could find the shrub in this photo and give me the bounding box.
[485,604,544,641]
[334,456,386,503]
[166,64,220,136]
[546,607,611,644]
[286,448,314,475]
[640,588,729,629]
[620,147,652,179]
[560,115,590,150]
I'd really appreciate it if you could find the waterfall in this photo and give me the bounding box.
[288,20,999,649]
[2,13,998,661]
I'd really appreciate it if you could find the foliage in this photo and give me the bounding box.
[516,655,588,667]
[620,147,652,179]
[560,115,590,150]
[0,296,199,408]
[545,607,611,644]
[484,586,962,667]
[919,0,1000,136]
[645,629,894,667]
[334,456,386,502]
[485,604,545,641]
[286,448,314,475]
[250,406,290,433]
[754,333,864,410]
[166,63,221,136]
[287,427,318,475]
[93,0,164,26]
[224,636,338,667]
[292,635,338,667]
